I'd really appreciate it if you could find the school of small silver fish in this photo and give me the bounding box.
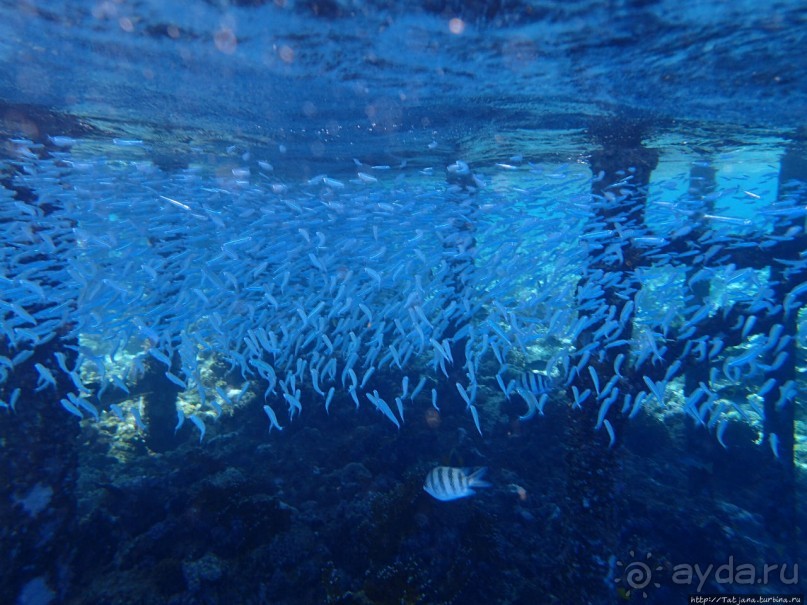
[0,140,804,455]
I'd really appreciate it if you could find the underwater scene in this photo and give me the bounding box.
[0,1,806,604]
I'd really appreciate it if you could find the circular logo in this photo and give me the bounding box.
[615,550,663,598]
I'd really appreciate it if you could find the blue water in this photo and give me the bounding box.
[0,1,805,604]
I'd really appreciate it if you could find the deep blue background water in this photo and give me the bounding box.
[0,1,805,604]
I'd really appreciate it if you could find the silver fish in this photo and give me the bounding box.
[423,466,490,502]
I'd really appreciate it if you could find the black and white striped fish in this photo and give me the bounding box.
[423,466,490,501]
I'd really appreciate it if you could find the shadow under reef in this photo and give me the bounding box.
[45,367,804,605]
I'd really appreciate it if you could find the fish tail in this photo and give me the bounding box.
[468,467,491,489]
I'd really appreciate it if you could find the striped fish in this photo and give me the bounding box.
[423,466,490,502]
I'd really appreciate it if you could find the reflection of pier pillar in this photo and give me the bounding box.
[442,161,479,375]
[684,160,716,312]
[0,174,80,605]
[683,159,717,494]
[760,140,805,553]
[142,354,183,453]
[557,121,658,602]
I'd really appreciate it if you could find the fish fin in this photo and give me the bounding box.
[467,467,491,488]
